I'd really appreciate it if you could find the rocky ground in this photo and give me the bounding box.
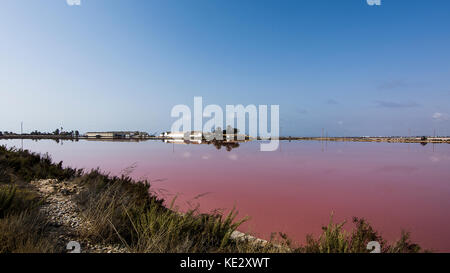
[31,179,128,253]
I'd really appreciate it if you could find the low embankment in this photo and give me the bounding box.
[279,137,450,143]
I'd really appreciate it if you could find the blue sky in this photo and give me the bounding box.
[1,0,449,136]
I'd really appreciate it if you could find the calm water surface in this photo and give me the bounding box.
[2,139,450,251]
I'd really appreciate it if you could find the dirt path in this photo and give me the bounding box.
[31,179,127,253]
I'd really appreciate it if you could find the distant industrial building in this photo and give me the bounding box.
[160,131,248,141]
[428,137,450,141]
[164,139,202,144]
[159,131,202,139]
[86,131,149,139]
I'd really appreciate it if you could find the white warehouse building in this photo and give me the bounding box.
[160,131,203,139]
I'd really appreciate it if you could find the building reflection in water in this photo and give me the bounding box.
[163,139,245,152]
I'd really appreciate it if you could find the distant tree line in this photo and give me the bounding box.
[1,131,17,135]
[1,129,80,137]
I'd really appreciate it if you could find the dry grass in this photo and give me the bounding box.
[74,170,257,252]
[0,211,58,253]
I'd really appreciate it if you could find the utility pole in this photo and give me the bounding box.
[20,122,23,151]
[321,128,324,152]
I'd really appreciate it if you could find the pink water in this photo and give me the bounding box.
[2,139,450,252]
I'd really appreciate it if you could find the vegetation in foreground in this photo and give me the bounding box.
[0,145,423,253]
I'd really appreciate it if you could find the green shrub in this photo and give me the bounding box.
[0,185,42,219]
[0,146,81,182]
[0,186,16,218]
[0,167,11,184]
[298,215,421,253]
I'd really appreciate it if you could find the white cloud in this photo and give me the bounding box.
[337,121,344,125]
[432,112,450,121]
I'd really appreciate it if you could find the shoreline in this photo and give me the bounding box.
[1,135,450,144]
